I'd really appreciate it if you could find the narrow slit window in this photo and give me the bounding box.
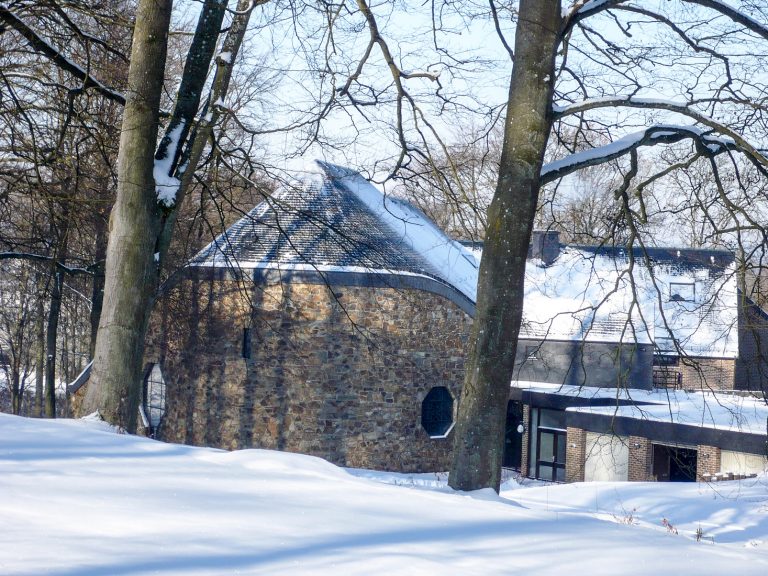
[242,327,252,359]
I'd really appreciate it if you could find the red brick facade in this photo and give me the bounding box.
[679,358,735,391]
[520,405,531,477]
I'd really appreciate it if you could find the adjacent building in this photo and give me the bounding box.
[72,161,768,481]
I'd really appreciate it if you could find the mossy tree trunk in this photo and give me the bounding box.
[81,0,249,431]
[81,0,173,429]
[449,0,561,492]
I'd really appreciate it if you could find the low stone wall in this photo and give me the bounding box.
[148,277,472,472]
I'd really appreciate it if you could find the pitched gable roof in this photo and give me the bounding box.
[189,161,479,310]
[522,243,739,357]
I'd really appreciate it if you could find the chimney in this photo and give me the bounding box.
[528,230,560,265]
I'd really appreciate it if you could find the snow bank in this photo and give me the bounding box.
[1,413,767,574]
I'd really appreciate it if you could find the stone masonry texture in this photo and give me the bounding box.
[146,277,472,472]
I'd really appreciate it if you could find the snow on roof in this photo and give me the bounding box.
[521,244,739,357]
[571,390,768,436]
[318,161,478,302]
[191,161,738,357]
[513,380,768,435]
[190,160,479,303]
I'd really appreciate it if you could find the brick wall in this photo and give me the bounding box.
[566,427,586,482]
[696,444,721,480]
[735,301,768,392]
[627,435,652,481]
[147,277,472,472]
[520,405,531,477]
[679,357,735,391]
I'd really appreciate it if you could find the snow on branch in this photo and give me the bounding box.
[0,252,97,275]
[540,124,742,184]
[564,0,768,41]
[563,0,628,32]
[154,121,185,208]
[682,0,768,41]
[553,96,768,170]
[0,4,126,106]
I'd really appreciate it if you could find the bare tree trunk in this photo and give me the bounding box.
[449,0,561,492]
[81,0,255,431]
[81,0,173,431]
[44,269,63,418]
[35,291,44,417]
[11,370,21,414]
[44,207,70,418]
[89,219,107,359]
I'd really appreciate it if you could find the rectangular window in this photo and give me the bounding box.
[653,354,679,367]
[669,282,695,302]
[242,327,252,359]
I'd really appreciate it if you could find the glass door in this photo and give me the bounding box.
[536,428,567,482]
[531,408,567,482]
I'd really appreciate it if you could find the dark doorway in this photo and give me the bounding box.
[652,444,698,482]
[503,401,524,469]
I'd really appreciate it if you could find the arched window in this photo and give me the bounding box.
[141,363,166,436]
[421,386,454,438]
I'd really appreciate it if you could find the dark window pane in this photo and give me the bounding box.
[539,463,554,481]
[421,386,454,436]
[539,408,566,430]
[540,431,554,459]
[557,435,567,463]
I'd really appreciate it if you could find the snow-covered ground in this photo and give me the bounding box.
[1,413,767,575]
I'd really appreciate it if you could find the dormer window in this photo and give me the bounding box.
[669,282,695,302]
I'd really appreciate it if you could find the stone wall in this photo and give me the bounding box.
[147,276,472,472]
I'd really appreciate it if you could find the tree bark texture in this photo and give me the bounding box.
[81,0,173,430]
[89,220,107,359]
[35,294,44,417]
[44,207,70,418]
[44,269,63,418]
[158,0,257,256]
[449,0,561,492]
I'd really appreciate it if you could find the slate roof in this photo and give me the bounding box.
[190,161,740,358]
[521,241,739,357]
[190,161,479,310]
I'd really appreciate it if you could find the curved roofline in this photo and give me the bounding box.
[184,265,477,316]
